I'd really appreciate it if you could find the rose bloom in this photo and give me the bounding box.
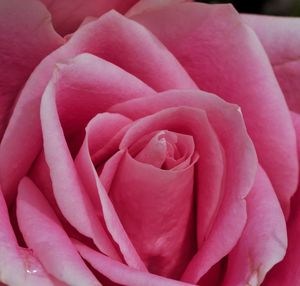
[0,0,300,285]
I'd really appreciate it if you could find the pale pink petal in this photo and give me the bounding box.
[0,10,193,206]
[110,89,257,283]
[242,14,300,113]
[74,239,196,286]
[132,2,298,217]
[0,188,62,286]
[75,114,147,271]
[39,0,138,35]
[262,112,300,285]
[16,177,101,286]
[0,0,63,140]
[40,78,121,261]
[223,165,287,286]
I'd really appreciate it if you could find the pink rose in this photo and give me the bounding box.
[0,1,299,285]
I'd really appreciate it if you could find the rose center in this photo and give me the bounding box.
[108,130,198,279]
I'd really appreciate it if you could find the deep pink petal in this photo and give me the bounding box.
[242,14,300,113]
[40,77,121,261]
[39,0,138,35]
[262,112,300,285]
[0,0,63,140]
[223,165,287,286]
[132,2,298,217]
[75,114,147,271]
[16,177,101,286]
[74,239,196,286]
[0,188,62,286]
[111,90,257,283]
[0,10,193,206]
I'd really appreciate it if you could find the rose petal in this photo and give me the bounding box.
[75,112,131,210]
[16,177,101,286]
[0,188,62,286]
[132,2,298,217]
[242,14,300,114]
[111,90,257,283]
[40,77,121,261]
[262,112,300,285]
[73,239,196,286]
[126,0,189,17]
[0,10,194,206]
[75,113,147,271]
[109,148,197,278]
[118,105,224,254]
[39,0,138,35]
[223,165,287,286]
[0,0,63,140]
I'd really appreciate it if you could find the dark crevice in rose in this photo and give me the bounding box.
[8,202,27,248]
[198,257,228,286]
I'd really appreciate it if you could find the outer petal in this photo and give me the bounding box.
[110,90,257,283]
[40,70,123,261]
[0,188,63,286]
[0,10,194,206]
[262,112,300,285]
[242,14,300,113]
[223,166,287,286]
[132,2,298,217]
[74,239,196,286]
[0,0,64,140]
[39,0,138,35]
[16,177,101,286]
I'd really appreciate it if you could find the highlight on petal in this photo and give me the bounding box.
[74,239,196,286]
[39,0,138,35]
[242,14,300,114]
[0,0,64,140]
[223,166,287,286]
[132,2,298,217]
[0,9,193,206]
[0,188,61,286]
[110,89,257,283]
[16,177,101,286]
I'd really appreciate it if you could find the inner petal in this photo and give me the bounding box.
[130,130,195,170]
[109,143,198,279]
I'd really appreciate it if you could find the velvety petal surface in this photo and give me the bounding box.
[132,2,298,217]
[110,90,257,283]
[16,177,101,286]
[242,14,300,113]
[0,10,194,206]
[75,113,147,271]
[262,112,300,285]
[0,0,64,140]
[74,240,196,286]
[223,166,287,286]
[0,188,62,286]
[39,0,138,35]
